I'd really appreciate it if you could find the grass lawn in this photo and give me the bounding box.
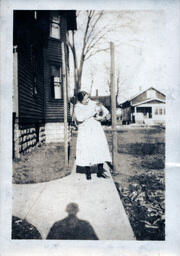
[13,136,76,184]
[105,126,165,240]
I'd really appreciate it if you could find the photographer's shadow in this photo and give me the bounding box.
[47,203,98,240]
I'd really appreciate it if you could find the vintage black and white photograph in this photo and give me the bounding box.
[11,9,167,241]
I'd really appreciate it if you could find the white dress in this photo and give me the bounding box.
[74,100,112,166]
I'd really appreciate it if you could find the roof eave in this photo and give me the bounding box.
[132,98,166,107]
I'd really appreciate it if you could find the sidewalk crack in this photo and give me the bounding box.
[24,183,47,220]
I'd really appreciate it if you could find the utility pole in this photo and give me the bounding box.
[62,42,69,170]
[110,42,118,175]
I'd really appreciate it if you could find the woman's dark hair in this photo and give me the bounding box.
[77,91,88,102]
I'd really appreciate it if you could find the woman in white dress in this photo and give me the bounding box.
[74,91,112,180]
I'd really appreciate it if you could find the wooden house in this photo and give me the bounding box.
[119,87,166,125]
[13,10,77,158]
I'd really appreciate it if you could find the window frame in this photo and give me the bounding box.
[155,108,158,115]
[49,12,61,39]
[159,108,163,115]
[49,64,63,100]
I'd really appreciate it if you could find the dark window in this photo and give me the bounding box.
[50,12,60,39]
[50,65,62,99]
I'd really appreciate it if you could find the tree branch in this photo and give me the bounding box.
[84,25,112,56]
[84,30,109,57]
[85,47,109,61]
[86,11,104,43]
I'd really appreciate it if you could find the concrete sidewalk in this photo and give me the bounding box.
[12,164,135,240]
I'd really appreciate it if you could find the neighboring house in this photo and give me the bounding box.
[119,87,166,125]
[13,10,77,158]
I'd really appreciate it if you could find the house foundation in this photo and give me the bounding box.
[13,120,71,158]
[13,119,46,158]
[45,122,70,143]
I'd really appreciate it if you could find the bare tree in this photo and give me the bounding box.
[67,10,140,94]
[67,10,111,92]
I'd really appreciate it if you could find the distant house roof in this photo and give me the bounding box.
[129,86,165,102]
[132,98,166,107]
[119,87,166,107]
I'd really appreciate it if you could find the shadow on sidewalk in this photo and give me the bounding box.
[46,202,98,240]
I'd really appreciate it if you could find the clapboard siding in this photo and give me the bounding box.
[18,45,44,124]
[45,102,71,121]
[45,16,67,62]
[46,39,62,62]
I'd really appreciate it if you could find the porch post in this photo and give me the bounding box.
[13,46,20,159]
[62,42,68,169]
[13,46,19,117]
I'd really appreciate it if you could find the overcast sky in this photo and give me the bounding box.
[69,8,180,103]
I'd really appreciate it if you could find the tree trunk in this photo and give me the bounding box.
[77,59,84,90]
[71,31,79,92]
[76,11,92,91]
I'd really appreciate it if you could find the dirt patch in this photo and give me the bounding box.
[105,126,165,240]
[12,216,42,239]
[115,169,165,240]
